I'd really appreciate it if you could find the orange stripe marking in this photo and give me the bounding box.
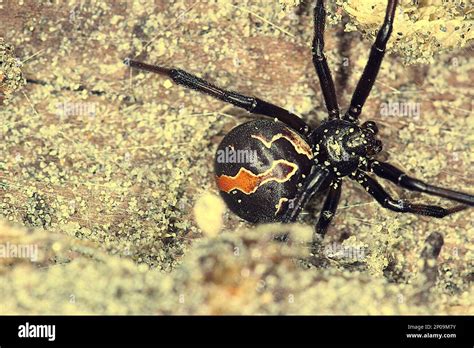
[216,160,298,195]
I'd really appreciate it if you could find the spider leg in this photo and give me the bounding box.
[282,165,331,223]
[371,161,474,206]
[343,0,398,123]
[350,170,467,218]
[313,0,340,120]
[315,180,342,236]
[124,59,311,137]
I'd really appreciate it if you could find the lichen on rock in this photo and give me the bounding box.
[336,0,473,64]
[0,38,25,104]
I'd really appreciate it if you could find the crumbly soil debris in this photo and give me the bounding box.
[0,38,26,104]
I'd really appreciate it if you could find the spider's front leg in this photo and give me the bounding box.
[344,0,398,123]
[351,170,467,218]
[124,59,311,137]
[312,0,340,119]
[370,161,474,206]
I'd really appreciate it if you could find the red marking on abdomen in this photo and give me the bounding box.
[216,159,298,195]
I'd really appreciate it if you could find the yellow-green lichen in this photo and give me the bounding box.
[0,38,26,104]
[336,0,473,64]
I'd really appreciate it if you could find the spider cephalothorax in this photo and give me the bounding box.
[125,0,473,237]
[310,119,383,177]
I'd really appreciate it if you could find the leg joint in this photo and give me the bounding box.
[383,198,406,212]
[375,22,394,50]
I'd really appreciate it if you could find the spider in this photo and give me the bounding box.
[125,0,473,237]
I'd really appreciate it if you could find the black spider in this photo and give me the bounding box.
[125,0,473,237]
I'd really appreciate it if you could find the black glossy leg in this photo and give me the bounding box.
[124,59,311,136]
[371,161,474,206]
[313,0,340,119]
[282,166,331,223]
[351,170,467,218]
[315,180,342,236]
[344,0,398,123]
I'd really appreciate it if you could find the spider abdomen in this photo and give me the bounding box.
[214,119,313,223]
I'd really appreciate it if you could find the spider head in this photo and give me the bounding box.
[344,121,382,158]
[311,119,383,177]
[361,120,383,156]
